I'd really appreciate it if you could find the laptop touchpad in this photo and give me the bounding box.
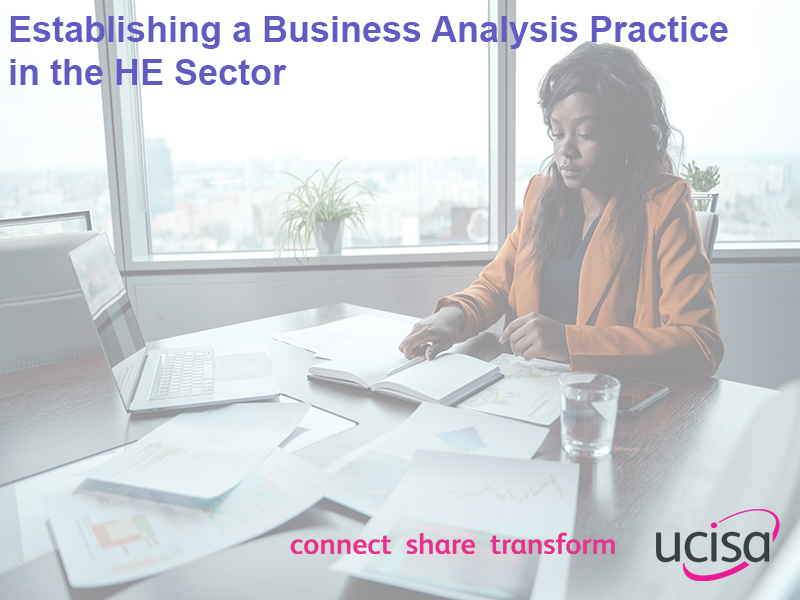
[215,353,272,381]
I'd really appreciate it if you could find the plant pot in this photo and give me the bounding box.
[691,192,719,212]
[315,221,344,255]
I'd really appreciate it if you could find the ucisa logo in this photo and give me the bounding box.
[655,509,780,581]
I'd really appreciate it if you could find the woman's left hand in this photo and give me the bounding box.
[499,313,570,362]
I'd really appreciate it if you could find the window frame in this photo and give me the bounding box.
[95,0,800,275]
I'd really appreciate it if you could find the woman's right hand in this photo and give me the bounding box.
[398,306,466,360]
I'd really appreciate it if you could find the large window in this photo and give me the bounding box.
[132,0,490,254]
[9,1,795,266]
[0,1,112,240]
[515,0,800,243]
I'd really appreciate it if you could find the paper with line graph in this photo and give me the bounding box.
[83,402,308,499]
[325,403,548,517]
[333,451,579,600]
[44,449,331,588]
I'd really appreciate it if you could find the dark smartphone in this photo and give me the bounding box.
[617,378,669,413]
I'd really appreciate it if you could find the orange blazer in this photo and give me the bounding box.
[436,175,724,376]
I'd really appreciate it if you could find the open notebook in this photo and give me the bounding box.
[308,348,503,406]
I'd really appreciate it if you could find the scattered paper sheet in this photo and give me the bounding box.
[45,450,331,588]
[278,397,357,453]
[325,403,548,516]
[273,315,412,359]
[333,451,580,600]
[0,450,123,575]
[8,450,124,570]
[83,403,309,499]
[460,354,569,426]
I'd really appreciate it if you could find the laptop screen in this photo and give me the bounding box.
[69,234,146,408]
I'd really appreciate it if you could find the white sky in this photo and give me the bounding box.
[0,0,798,169]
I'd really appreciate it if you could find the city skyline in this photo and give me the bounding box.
[2,147,798,250]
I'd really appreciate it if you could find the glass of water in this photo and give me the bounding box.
[560,373,621,458]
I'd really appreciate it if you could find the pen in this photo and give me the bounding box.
[386,356,425,377]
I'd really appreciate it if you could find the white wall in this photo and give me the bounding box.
[127,261,800,390]
[128,265,481,338]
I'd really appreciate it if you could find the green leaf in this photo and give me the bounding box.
[273,160,378,257]
[681,160,721,193]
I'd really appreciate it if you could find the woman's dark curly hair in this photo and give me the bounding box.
[523,42,682,274]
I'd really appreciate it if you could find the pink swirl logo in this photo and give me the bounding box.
[655,509,780,581]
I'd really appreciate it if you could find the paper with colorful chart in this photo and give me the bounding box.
[0,398,348,577]
[325,403,548,516]
[460,354,570,426]
[44,450,331,588]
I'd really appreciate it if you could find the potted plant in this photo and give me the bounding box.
[681,160,720,211]
[275,160,376,257]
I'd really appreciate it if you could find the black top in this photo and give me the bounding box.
[539,216,601,325]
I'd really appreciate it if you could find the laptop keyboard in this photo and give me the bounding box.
[152,350,214,401]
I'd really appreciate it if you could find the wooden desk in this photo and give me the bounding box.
[0,304,785,600]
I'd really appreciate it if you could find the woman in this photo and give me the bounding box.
[399,42,723,376]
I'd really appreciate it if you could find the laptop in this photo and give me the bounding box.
[68,233,280,412]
